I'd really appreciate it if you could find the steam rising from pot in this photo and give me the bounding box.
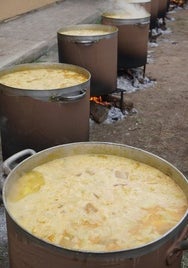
[101,0,150,18]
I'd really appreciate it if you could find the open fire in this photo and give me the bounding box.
[90,96,111,107]
[90,93,134,124]
[170,0,186,7]
[90,0,184,125]
[90,66,157,124]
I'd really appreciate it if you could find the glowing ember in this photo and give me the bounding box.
[90,96,111,107]
[170,0,185,6]
[90,96,102,103]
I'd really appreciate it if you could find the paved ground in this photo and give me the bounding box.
[0,1,107,267]
[0,0,106,69]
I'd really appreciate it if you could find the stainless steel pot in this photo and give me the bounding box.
[2,142,188,268]
[57,24,118,97]
[101,12,150,69]
[0,63,91,160]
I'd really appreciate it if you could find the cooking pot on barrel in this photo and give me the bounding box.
[57,24,118,97]
[126,0,151,13]
[101,9,150,70]
[0,63,90,160]
[2,142,188,268]
[125,0,158,30]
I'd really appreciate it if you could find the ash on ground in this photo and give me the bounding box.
[90,67,155,125]
[100,18,176,125]
[117,68,156,93]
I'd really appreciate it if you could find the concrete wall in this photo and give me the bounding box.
[0,0,61,21]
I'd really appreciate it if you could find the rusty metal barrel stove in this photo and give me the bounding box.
[57,24,118,97]
[0,63,91,160]
[101,8,150,70]
[150,0,159,29]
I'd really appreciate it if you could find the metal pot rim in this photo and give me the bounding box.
[57,24,119,34]
[128,0,151,3]
[57,24,118,41]
[101,12,150,25]
[3,141,188,258]
[0,62,91,101]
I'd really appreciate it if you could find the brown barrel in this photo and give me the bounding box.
[101,12,150,69]
[57,24,118,97]
[150,0,159,29]
[158,0,168,18]
[0,63,91,160]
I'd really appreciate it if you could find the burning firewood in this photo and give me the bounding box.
[170,0,186,7]
[90,101,109,123]
[90,93,134,124]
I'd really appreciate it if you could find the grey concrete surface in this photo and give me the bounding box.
[0,1,105,267]
[0,0,106,69]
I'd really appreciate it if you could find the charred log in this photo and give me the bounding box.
[90,101,109,123]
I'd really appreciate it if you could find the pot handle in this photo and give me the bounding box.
[136,21,149,27]
[2,149,36,176]
[50,89,86,102]
[74,40,99,46]
[166,225,188,265]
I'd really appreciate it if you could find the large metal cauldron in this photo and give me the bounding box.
[101,11,150,69]
[57,24,118,97]
[0,63,90,160]
[2,142,188,268]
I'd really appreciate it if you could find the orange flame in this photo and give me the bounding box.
[90,96,111,107]
[90,96,103,103]
[170,0,185,6]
